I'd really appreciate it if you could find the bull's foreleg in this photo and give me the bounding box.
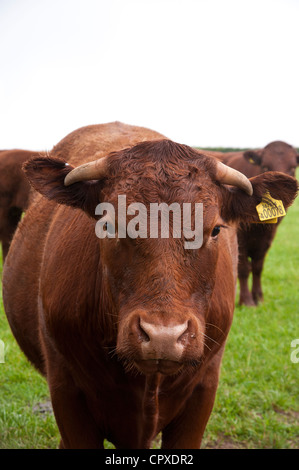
[238,253,255,306]
[161,383,217,448]
[46,358,103,449]
[251,257,265,304]
[161,357,221,449]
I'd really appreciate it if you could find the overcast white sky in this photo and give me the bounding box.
[0,0,298,151]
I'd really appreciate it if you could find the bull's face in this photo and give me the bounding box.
[99,196,224,375]
[244,141,299,177]
[91,141,241,375]
[24,139,298,376]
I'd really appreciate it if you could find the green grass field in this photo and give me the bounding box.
[0,175,298,449]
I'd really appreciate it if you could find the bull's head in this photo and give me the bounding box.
[244,141,299,176]
[24,139,298,376]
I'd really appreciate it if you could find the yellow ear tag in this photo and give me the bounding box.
[256,191,286,223]
[249,158,255,164]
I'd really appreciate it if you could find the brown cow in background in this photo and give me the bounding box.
[2,123,298,448]
[0,149,43,260]
[202,141,299,306]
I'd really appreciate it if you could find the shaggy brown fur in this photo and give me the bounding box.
[3,123,297,448]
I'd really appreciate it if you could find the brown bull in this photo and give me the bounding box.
[0,149,43,260]
[201,141,299,306]
[2,123,297,448]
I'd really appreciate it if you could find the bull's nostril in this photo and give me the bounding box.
[177,330,189,345]
[137,319,150,343]
[177,321,196,345]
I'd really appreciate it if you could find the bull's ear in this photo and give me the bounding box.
[243,149,262,166]
[221,172,298,223]
[296,154,299,165]
[23,156,103,218]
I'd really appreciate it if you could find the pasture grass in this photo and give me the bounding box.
[0,171,298,449]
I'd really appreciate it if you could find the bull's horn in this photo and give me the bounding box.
[215,161,253,196]
[64,156,108,186]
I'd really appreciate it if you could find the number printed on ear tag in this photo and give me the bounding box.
[256,191,286,223]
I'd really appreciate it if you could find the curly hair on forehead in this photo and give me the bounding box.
[107,139,217,178]
[103,139,219,206]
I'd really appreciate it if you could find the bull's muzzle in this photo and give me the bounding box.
[139,319,188,362]
[118,312,204,375]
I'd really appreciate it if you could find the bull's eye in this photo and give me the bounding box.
[211,226,221,238]
[103,221,115,237]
